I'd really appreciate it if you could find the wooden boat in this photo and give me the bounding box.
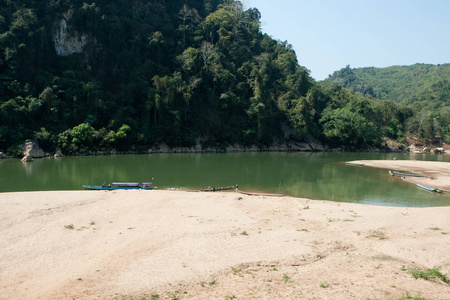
[345,162,365,167]
[416,184,442,193]
[141,182,157,190]
[201,186,235,192]
[83,182,157,190]
[391,171,426,178]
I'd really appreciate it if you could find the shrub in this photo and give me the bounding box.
[410,267,449,284]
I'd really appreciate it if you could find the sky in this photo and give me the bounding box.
[244,0,450,80]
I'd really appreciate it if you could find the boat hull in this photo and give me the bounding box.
[83,184,157,190]
[416,184,442,193]
[392,171,426,177]
[201,186,234,192]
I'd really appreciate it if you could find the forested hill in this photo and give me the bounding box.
[0,0,445,155]
[325,64,450,108]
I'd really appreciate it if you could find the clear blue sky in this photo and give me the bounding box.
[244,0,450,80]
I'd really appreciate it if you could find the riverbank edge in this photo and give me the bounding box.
[2,143,443,160]
[0,142,380,160]
[2,137,449,160]
[346,160,450,193]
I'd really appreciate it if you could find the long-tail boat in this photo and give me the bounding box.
[416,184,442,193]
[83,182,157,190]
[391,171,426,178]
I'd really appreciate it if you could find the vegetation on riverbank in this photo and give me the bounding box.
[1,0,448,156]
[325,64,450,144]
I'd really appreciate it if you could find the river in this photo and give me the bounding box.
[1,152,449,207]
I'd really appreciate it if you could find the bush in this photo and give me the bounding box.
[57,123,95,154]
[444,133,450,144]
[7,146,23,158]
[34,127,55,152]
[410,267,449,284]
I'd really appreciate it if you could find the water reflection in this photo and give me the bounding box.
[0,152,449,207]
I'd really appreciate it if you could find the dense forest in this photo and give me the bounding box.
[326,64,450,107]
[325,64,450,144]
[0,0,447,156]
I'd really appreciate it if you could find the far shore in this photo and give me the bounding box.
[2,141,448,161]
[1,188,450,299]
[347,159,450,192]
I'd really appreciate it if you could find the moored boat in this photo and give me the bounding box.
[416,184,442,193]
[391,171,426,178]
[345,162,365,167]
[83,182,157,190]
[141,182,157,190]
[200,186,235,192]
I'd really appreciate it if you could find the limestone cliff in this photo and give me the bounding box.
[53,13,87,56]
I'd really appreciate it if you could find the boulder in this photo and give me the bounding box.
[20,141,45,158]
[434,147,445,154]
[21,154,34,162]
[54,149,64,158]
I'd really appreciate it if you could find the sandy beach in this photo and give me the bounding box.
[1,187,450,299]
[347,160,450,192]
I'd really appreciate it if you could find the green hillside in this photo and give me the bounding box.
[0,0,444,154]
[326,64,450,108]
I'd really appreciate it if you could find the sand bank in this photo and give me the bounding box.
[347,160,450,192]
[1,190,449,299]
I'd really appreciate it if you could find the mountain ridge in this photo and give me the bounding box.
[325,63,450,107]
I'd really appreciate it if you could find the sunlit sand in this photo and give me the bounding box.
[1,188,449,299]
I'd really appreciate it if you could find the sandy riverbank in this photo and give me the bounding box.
[347,160,450,192]
[1,190,450,299]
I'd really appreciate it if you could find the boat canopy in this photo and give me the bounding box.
[111,182,139,186]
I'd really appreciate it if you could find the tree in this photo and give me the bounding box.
[70,123,95,153]
[178,4,201,48]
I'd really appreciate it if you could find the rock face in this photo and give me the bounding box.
[145,135,329,154]
[285,136,327,151]
[53,13,88,56]
[20,141,45,159]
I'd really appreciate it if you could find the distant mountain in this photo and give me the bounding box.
[325,64,450,108]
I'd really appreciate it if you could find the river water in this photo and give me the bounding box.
[1,152,449,207]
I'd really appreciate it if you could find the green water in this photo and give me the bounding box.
[1,152,449,207]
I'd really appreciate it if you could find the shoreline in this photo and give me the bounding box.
[1,190,450,299]
[2,143,331,160]
[346,160,450,192]
[3,143,448,160]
